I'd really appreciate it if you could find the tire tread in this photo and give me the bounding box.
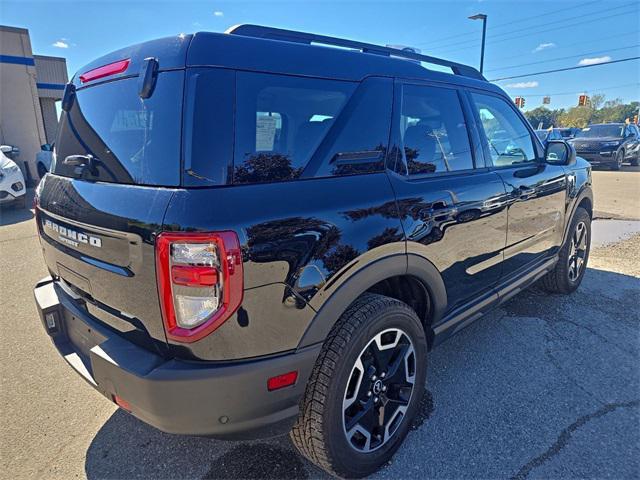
[540,206,590,294]
[290,293,416,477]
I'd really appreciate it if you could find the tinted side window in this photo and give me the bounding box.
[399,85,474,175]
[470,93,536,166]
[184,68,235,186]
[310,77,393,177]
[234,72,355,184]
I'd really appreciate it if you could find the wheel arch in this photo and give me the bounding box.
[562,183,593,246]
[298,253,447,349]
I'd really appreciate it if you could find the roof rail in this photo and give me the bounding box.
[226,24,485,81]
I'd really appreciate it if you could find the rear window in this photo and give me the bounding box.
[53,71,183,186]
[233,72,355,184]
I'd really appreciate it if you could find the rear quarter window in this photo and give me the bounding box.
[233,72,356,184]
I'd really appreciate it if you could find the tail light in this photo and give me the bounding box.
[156,231,243,343]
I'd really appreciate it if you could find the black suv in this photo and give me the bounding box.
[33,25,593,478]
[570,122,640,169]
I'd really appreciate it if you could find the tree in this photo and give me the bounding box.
[554,95,638,128]
[558,106,593,128]
[524,107,563,129]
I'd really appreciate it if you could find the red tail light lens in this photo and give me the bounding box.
[171,266,219,286]
[79,58,130,83]
[156,231,243,343]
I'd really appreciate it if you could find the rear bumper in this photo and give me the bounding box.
[34,277,320,439]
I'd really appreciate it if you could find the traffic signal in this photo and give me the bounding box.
[514,97,526,108]
[578,94,589,107]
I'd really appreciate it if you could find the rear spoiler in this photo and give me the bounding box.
[72,34,192,87]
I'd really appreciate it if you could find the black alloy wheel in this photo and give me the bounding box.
[342,328,416,452]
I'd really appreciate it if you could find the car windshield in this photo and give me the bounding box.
[575,125,624,138]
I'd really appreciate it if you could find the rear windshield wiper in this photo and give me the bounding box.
[64,154,101,176]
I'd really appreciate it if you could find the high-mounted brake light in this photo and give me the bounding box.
[156,231,243,343]
[79,59,130,83]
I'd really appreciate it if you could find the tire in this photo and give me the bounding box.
[630,152,639,167]
[37,162,48,179]
[290,293,427,478]
[540,206,591,294]
[611,150,623,170]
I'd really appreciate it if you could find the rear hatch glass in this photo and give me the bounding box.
[53,71,183,186]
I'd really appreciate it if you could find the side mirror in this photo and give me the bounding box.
[41,144,52,151]
[545,140,576,166]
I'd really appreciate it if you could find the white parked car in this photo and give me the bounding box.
[36,143,54,179]
[0,146,27,208]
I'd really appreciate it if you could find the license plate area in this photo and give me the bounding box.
[63,311,105,369]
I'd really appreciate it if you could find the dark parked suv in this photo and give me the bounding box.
[570,123,640,169]
[33,25,593,477]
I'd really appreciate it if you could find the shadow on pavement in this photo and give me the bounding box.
[84,410,321,479]
[0,204,33,226]
[85,267,640,479]
[0,189,34,226]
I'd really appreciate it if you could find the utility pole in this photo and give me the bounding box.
[468,13,487,74]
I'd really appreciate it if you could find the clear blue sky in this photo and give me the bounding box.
[3,0,639,111]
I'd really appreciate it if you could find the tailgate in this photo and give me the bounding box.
[34,38,191,352]
[37,175,175,350]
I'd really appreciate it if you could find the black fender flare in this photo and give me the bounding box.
[297,252,447,348]
[562,184,593,246]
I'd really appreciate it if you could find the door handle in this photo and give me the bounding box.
[518,187,536,199]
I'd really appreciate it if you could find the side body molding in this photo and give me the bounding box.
[298,252,448,348]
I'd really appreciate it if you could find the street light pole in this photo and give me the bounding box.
[468,13,487,74]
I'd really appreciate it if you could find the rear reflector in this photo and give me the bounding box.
[267,371,298,391]
[112,394,131,412]
[156,231,243,343]
[80,59,130,83]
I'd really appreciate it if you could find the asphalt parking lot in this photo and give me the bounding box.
[1,167,639,480]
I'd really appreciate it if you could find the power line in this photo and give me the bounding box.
[488,30,639,64]
[420,3,634,50]
[490,56,640,81]
[509,82,640,98]
[430,8,638,55]
[418,0,601,47]
[485,44,640,73]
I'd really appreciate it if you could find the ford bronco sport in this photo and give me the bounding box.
[33,25,593,478]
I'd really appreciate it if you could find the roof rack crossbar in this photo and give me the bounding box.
[226,24,485,80]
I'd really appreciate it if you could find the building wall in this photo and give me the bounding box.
[40,97,58,143]
[0,26,68,182]
[34,55,68,143]
[0,25,47,181]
